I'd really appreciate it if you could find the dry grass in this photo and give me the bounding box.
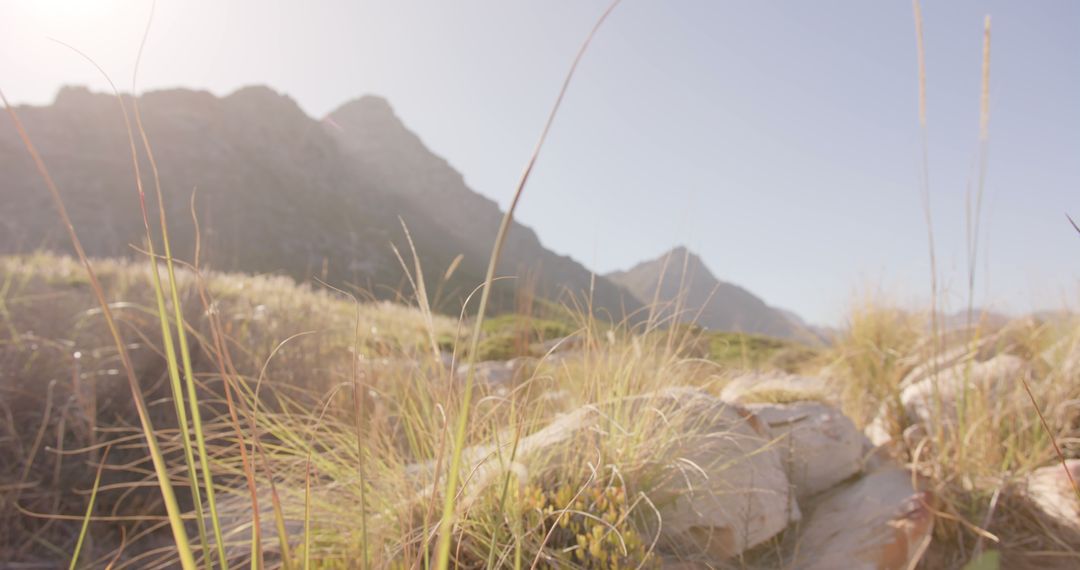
[0,252,456,567]
[1,2,1076,568]
[825,299,1080,568]
[3,253,1080,568]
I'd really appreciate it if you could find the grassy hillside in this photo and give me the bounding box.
[1,10,1076,566]
[3,253,1080,568]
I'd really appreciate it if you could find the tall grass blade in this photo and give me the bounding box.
[965,15,992,328]
[911,0,939,339]
[45,36,214,566]
[432,2,623,568]
[130,5,229,566]
[69,445,111,570]
[133,83,230,570]
[1,90,198,570]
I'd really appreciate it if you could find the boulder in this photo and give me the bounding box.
[745,401,866,498]
[896,337,992,390]
[902,354,1026,422]
[791,467,934,570]
[622,389,799,559]
[1025,460,1080,531]
[865,354,1029,445]
[415,387,798,560]
[895,324,1031,390]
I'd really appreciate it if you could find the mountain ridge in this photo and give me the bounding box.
[323,94,638,319]
[1,85,811,333]
[607,246,809,339]
[0,85,643,318]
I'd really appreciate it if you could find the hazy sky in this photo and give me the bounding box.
[2,1,1078,325]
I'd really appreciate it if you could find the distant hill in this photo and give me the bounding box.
[607,246,808,339]
[0,86,640,318]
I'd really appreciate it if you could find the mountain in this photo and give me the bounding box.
[0,85,639,318]
[324,95,638,320]
[606,246,807,339]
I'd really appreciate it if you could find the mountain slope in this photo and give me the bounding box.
[607,246,803,338]
[324,95,639,320]
[0,86,639,318]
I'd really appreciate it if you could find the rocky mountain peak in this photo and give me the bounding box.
[607,247,804,338]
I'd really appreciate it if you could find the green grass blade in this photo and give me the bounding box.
[147,244,212,565]
[69,445,111,570]
[131,95,231,568]
[433,3,622,568]
[1,90,198,570]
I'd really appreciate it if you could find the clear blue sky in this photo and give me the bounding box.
[2,1,1078,325]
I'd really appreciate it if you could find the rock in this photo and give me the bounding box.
[745,401,866,498]
[895,325,1023,391]
[1043,338,1080,379]
[791,467,934,570]
[210,488,303,562]
[863,413,895,447]
[1025,460,1080,530]
[413,387,797,560]
[626,389,798,559]
[904,354,1026,421]
[405,405,600,501]
[720,372,828,404]
[865,354,1029,445]
[897,340,987,391]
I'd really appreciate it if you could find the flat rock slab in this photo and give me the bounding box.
[720,373,829,404]
[790,467,934,570]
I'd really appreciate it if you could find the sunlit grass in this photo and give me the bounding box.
[4,3,1080,569]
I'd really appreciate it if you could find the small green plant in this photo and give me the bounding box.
[522,480,656,569]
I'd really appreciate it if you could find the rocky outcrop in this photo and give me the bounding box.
[324,95,641,320]
[209,379,934,567]
[412,387,798,560]
[1,86,641,317]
